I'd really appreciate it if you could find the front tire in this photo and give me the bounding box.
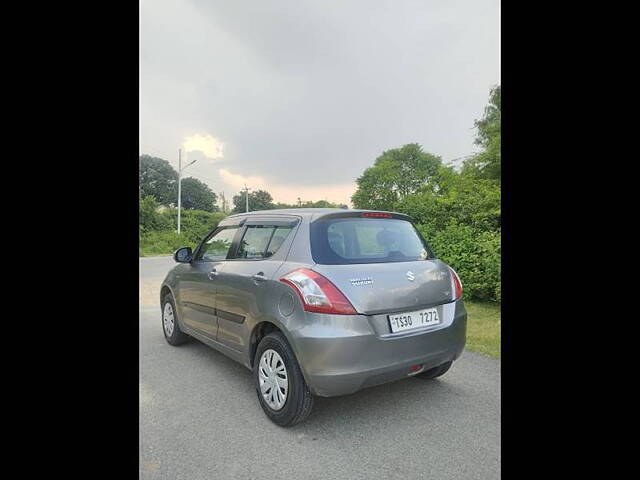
[254,332,313,427]
[162,293,190,346]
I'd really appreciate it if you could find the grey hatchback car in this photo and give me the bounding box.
[161,208,466,426]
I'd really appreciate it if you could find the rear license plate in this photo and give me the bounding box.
[388,307,440,333]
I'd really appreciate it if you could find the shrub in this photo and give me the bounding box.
[139,196,173,233]
[159,209,227,245]
[139,204,227,256]
[398,171,501,303]
[418,222,501,302]
[398,174,500,234]
[139,230,187,257]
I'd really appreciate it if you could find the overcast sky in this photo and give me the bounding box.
[140,0,500,206]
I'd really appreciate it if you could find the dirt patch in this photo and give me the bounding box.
[139,278,163,306]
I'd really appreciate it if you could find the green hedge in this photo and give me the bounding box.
[418,222,501,302]
[139,230,187,257]
[139,195,501,302]
[397,174,501,303]
[139,196,226,256]
[159,208,227,246]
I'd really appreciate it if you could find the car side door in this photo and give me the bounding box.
[214,217,299,352]
[175,225,241,339]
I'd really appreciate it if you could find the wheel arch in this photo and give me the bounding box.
[159,284,183,327]
[247,317,314,392]
[249,321,282,368]
[160,284,174,303]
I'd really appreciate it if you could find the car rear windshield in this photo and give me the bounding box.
[310,216,434,265]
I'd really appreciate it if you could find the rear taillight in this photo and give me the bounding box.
[280,268,357,315]
[449,266,463,300]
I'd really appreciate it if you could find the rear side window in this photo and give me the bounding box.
[310,217,433,265]
[234,225,293,259]
[265,226,293,257]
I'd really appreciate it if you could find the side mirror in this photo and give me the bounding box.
[174,246,193,263]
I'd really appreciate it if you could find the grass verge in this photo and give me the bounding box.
[464,301,501,358]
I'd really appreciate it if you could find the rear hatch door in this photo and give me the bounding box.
[313,260,453,315]
[309,211,453,315]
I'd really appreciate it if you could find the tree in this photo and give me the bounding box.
[232,189,275,213]
[219,192,230,214]
[300,199,346,209]
[462,86,501,181]
[180,177,218,212]
[274,199,349,209]
[139,155,179,205]
[351,143,443,211]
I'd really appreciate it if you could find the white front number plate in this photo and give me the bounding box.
[388,307,440,333]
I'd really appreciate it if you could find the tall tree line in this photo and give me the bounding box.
[350,86,501,301]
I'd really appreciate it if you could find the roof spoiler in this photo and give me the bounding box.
[312,210,414,223]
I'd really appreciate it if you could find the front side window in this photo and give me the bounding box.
[198,227,239,261]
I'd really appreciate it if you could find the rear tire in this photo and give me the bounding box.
[415,361,452,380]
[162,293,190,346]
[254,332,314,427]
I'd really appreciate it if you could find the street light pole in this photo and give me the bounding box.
[243,183,251,213]
[177,149,182,234]
[177,149,198,234]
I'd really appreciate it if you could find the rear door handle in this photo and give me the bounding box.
[207,268,219,280]
[252,272,266,282]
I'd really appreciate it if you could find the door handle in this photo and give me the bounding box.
[252,272,266,282]
[207,268,219,280]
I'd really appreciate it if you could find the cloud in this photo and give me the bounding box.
[141,0,499,205]
[218,168,263,191]
[183,133,224,159]
[219,168,355,206]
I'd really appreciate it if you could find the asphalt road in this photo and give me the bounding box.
[140,256,500,480]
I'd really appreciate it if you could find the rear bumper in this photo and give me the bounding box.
[288,300,467,397]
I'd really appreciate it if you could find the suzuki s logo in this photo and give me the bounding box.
[406,271,415,282]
